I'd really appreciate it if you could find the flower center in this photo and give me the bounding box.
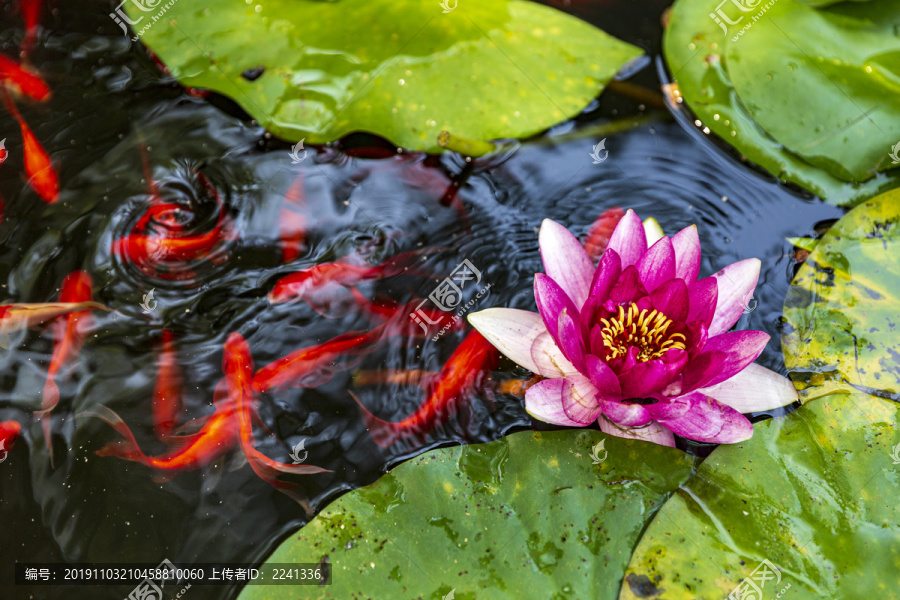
[599,303,686,362]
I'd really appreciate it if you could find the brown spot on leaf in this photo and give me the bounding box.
[625,573,664,598]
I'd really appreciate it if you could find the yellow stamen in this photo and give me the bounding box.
[598,302,686,362]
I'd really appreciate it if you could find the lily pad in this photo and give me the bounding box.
[238,429,695,600]
[619,391,900,600]
[783,187,900,402]
[663,0,900,205]
[129,0,643,153]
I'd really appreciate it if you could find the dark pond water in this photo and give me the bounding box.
[0,0,843,598]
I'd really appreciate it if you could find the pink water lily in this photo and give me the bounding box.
[468,210,797,447]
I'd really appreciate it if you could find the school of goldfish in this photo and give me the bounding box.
[0,1,624,514]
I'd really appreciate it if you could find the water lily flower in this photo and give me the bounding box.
[468,210,797,447]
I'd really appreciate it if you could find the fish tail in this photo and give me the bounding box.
[81,405,150,466]
[348,390,407,448]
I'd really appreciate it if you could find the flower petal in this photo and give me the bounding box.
[697,363,798,412]
[539,219,594,309]
[562,374,604,425]
[618,359,669,398]
[645,398,691,421]
[606,209,647,268]
[709,258,761,336]
[650,278,689,323]
[671,225,701,285]
[597,416,676,448]
[531,330,579,378]
[468,308,549,374]
[581,249,623,337]
[585,354,622,398]
[657,392,754,443]
[681,330,771,391]
[608,265,648,305]
[556,308,586,374]
[600,399,651,427]
[643,217,665,245]
[525,378,585,427]
[687,276,718,328]
[636,237,676,293]
[534,274,585,369]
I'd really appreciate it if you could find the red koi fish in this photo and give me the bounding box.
[130,143,188,236]
[112,174,228,264]
[0,420,22,461]
[37,272,97,459]
[353,330,499,447]
[152,329,182,441]
[2,89,58,202]
[19,0,42,57]
[86,388,239,476]
[279,172,307,263]
[267,249,432,307]
[224,332,329,512]
[252,326,387,394]
[0,53,50,102]
[583,206,624,263]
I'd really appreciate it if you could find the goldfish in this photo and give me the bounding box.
[19,0,42,57]
[37,271,98,461]
[0,53,50,102]
[0,301,108,341]
[252,326,387,394]
[353,330,498,447]
[582,206,624,263]
[152,329,182,441]
[267,249,432,308]
[2,89,58,203]
[111,172,229,265]
[279,172,307,263]
[0,420,22,462]
[224,332,328,513]
[86,386,240,476]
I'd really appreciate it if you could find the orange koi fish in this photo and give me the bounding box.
[111,173,228,265]
[2,89,58,202]
[0,53,50,102]
[86,388,240,476]
[279,172,307,263]
[353,330,499,447]
[583,206,624,263]
[267,249,432,307]
[349,288,462,334]
[224,332,329,512]
[252,326,387,394]
[37,272,98,460]
[19,0,42,57]
[0,420,22,461]
[152,329,182,441]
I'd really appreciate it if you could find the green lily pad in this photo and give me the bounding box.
[725,0,900,182]
[663,0,899,205]
[238,430,695,600]
[129,0,642,153]
[619,391,900,600]
[783,187,900,401]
